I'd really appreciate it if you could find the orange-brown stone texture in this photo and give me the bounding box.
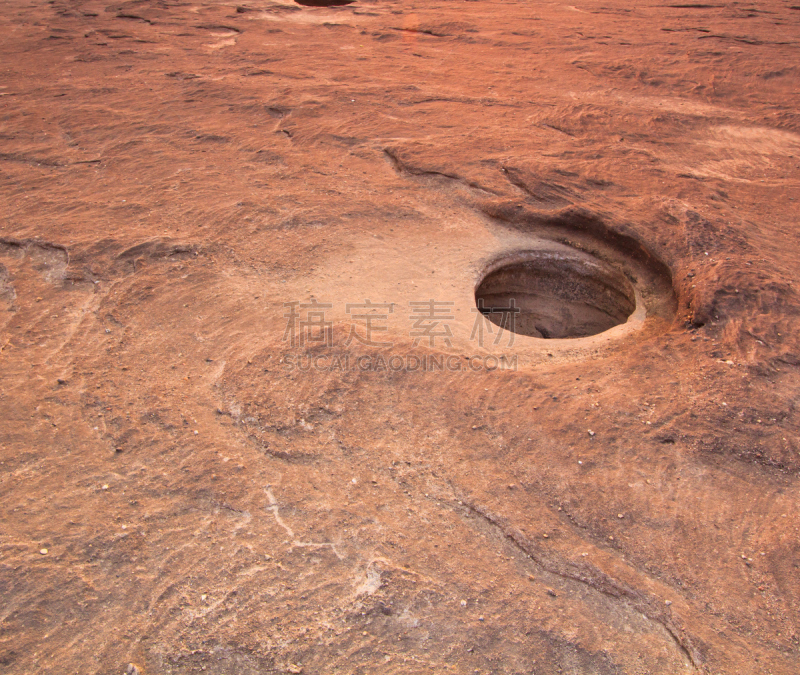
[1,1,799,673]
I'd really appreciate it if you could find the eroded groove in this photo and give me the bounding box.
[460,498,703,669]
[384,148,499,195]
[0,237,69,264]
[116,13,153,24]
[0,152,66,167]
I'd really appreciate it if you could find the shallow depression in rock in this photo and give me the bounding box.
[475,250,637,339]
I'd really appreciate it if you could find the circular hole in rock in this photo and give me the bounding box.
[475,250,637,339]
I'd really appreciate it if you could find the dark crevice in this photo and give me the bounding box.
[460,498,704,669]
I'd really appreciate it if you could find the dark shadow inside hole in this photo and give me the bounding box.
[475,253,636,339]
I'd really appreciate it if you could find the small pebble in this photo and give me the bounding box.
[40,548,48,555]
